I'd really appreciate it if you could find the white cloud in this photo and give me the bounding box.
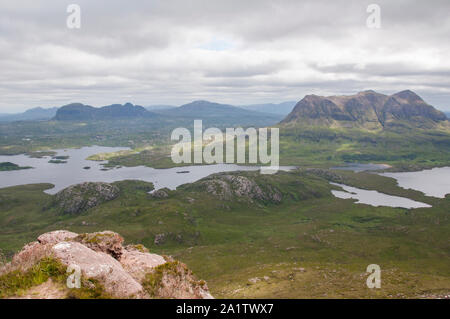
[0,0,449,112]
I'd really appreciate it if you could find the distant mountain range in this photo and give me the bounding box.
[51,100,284,128]
[54,103,156,121]
[239,101,297,115]
[0,107,58,122]
[280,90,448,130]
[1,93,447,129]
[154,100,282,119]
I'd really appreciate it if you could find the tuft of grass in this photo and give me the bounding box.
[0,257,111,299]
[142,261,182,297]
[65,278,111,299]
[0,258,67,298]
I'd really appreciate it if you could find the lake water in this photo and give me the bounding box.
[331,163,390,172]
[380,167,450,198]
[0,146,294,194]
[330,182,432,209]
[333,163,450,199]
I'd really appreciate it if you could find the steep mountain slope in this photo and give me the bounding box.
[0,107,59,122]
[281,90,447,130]
[54,103,156,121]
[239,101,297,115]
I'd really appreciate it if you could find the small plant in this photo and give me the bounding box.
[0,258,67,298]
[66,278,111,299]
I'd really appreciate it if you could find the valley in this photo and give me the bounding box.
[0,90,449,299]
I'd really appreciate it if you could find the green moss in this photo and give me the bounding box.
[142,261,185,297]
[141,260,206,297]
[75,232,117,245]
[66,278,111,299]
[131,244,149,253]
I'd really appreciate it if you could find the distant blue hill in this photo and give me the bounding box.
[54,103,157,121]
[239,101,297,116]
[153,100,284,127]
[0,107,59,122]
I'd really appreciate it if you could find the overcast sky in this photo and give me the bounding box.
[1,0,449,112]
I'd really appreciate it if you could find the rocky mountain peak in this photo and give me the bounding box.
[281,90,447,129]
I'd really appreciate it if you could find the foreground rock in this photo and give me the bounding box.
[0,230,213,299]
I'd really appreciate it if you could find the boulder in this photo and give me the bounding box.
[37,230,78,245]
[51,241,143,298]
[73,231,123,259]
[120,248,166,282]
[151,188,169,199]
[146,260,214,299]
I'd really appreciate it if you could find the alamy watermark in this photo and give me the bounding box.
[66,264,81,289]
[366,264,381,288]
[366,4,381,29]
[171,120,279,174]
[66,4,81,29]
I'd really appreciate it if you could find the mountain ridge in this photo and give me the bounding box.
[281,90,447,130]
[0,107,59,122]
[54,103,157,121]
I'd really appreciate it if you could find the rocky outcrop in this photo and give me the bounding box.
[0,230,212,299]
[151,188,170,199]
[51,241,143,297]
[73,231,124,259]
[38,230,78,245]
[120,246,166,282]
[195,173,282,203]
[52,182,120,215]
[281,90,447,129]
[142,258,213,299]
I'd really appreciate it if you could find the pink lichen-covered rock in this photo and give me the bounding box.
[51,241,143,298]
[1,230,213,299]
[6,241,52,273]
[37,230,78,245]
[73,231,124,259]
[154,260,214,299]
[120,249,166,282]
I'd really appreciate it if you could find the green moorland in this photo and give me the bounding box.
[1,117,449,171]
[0,116,449,298]
[0,170,448,298]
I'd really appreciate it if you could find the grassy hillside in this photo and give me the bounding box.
[1,170,448,298]
[278,126,450,170]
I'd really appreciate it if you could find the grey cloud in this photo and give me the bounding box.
[0,0,449,112]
